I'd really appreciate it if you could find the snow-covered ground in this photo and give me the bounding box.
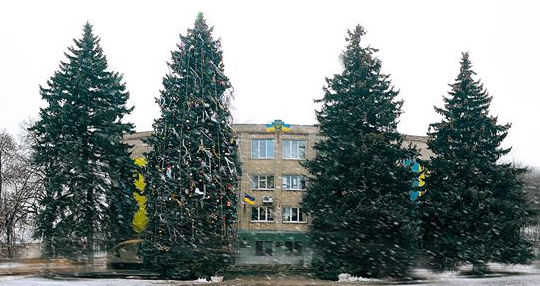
[0,276,211,285]
[2,273,540,286]
[411,263,540,279]
[1,264,539,285]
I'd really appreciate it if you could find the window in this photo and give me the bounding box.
[282,175,306,190]
[282,140,306,159]
[283,207,306,223]
[285,241,303,256]
[251,139,275,159]
[251,206,275,222]
[255,241,273,256]
[250,175,275,190]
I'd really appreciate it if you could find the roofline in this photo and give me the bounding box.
[127,127,428,140]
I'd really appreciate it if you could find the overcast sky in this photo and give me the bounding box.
[1,0,539,167]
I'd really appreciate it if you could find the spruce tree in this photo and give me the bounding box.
[30,23,135,263]
[420,53,535,273]
[142,13,240,279]
[303,25,418,279]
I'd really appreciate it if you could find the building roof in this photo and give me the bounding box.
[124,124,432,159]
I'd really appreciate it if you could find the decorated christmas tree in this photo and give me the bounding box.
[420,53,535,273]
[142,13,240,279]
[303,25,418,279]
[30,23,135,263]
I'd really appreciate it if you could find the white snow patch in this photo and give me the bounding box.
[338,273,381,283]
[0,276,213,285]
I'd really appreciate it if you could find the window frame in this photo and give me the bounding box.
[285,241,303,256]
[282,206,307,223]
[250,174,275,190]
[282,139,306,159]
[255,240,273,256]
[251,206,275,222]
[282,175,307,191]
[251,139,275,159]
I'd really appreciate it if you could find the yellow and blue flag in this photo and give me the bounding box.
[404,159,428,203]
[265,119,290,132]
[243,193,256,205]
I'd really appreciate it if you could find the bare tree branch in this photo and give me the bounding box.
[0,126,44,259]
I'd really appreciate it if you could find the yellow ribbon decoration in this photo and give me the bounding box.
[132,157,149,233]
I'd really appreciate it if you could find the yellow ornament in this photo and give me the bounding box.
[134,157,147,168]
[418,173,426,187]
[134,173,146,191]
[132,157,149,233]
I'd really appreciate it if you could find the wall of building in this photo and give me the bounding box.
[125,124,430,266]
[233,124,318,265]
[235,124,319,232]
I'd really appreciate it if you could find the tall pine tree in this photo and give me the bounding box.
[420,53,535,273]
[30,23,135,263]
[303,25,418,279]
[142,13,240,279]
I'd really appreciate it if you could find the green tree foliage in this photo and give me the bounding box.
[303,25,418,279]
[30,23,135,263]
[420,53,535,273]
[142,13,240,279]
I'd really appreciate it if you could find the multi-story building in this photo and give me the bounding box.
[233,123,319,266]
[123,121,430,267]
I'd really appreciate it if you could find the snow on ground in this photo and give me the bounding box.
[1,264,539,286]
[3,273,540,286]
[0,276,211,286]
[485,263,540,274]
[411,263,540,279]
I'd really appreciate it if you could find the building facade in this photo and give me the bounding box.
[234,123,319,266]
[123,121,431,266]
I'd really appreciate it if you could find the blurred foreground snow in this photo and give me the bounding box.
[0,276,210,285]
[1,263,540,285]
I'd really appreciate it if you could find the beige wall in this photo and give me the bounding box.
[125,125,431,234]
[235,124,320,233]
[124,131,152,159]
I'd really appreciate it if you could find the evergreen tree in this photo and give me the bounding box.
[142,13,240,279]
[420,53,535,273]
[303,25,418,279]
[30,23,135,263]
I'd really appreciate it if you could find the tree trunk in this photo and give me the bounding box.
[43,236,53,259]
[87,233,94,265]
[6,223,13,259]
[86,188,94,266]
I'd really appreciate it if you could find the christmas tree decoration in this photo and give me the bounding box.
[30,22,135,263]
[403,159,428,202]
[302,25,418,279]
[420,53,536,274]
[142,13,240,279]
[166,164,172,179]
[133,157,149,233]
[133,192,148,234]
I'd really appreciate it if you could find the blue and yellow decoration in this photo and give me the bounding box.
[243,193,256,205]
[265,119,290,132]
[132,157,149,233]
[403,159,428,202]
